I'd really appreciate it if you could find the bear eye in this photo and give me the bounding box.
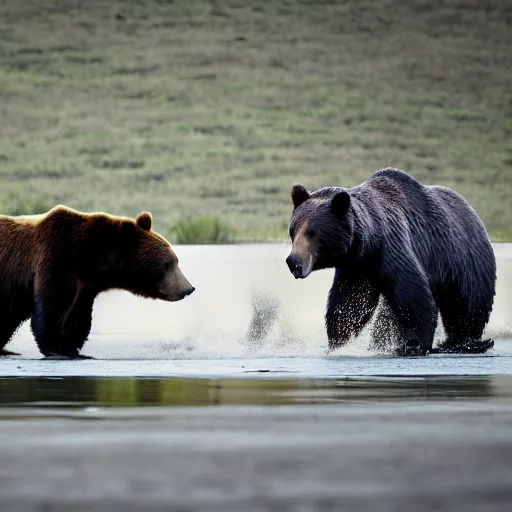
[163,259,175,272]
[305,229,315,238]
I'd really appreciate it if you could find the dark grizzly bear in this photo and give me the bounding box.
[286,168,496,356]
[0,206,195,359]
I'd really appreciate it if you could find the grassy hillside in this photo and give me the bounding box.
[0,0,511,241]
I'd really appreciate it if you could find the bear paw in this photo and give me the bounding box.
[432,339,494,355]
[42,352,95,360]
[394,339,428,357]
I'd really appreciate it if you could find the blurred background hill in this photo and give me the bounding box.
[0,0,510,241]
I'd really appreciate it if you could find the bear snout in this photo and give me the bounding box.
[177,286,195,300]
[286,254,305,279]
[161,266,196,301]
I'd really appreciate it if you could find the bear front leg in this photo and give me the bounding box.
[379,256,437,356]
[63,289,96,357]
[326,269,380,351]
[31,281,93,359]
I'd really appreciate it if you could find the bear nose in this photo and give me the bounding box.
[286,254,303,278]
[178,287,195,300]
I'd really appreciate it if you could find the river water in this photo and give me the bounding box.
[1,243,512,512]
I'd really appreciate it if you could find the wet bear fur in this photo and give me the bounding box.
[0,206,194,359]
[286,168,496,356]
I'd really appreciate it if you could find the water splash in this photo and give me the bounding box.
[7,243,512,360]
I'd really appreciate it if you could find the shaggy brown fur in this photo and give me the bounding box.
[0,206,194,359]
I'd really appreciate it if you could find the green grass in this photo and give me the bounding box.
[169,216,233,244]
[0,0,511,240]
[2,192,57,216]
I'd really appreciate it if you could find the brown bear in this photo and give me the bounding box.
[286,168,496,356]
[0,206,195,359]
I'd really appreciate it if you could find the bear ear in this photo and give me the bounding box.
[331,191,351,218]
[136,212,152,231]
[291,184,310,209]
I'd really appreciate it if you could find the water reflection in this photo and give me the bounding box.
[1,376,511,408]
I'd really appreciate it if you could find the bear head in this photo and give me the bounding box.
[34,206,195,303]
[286,185,354,279]
[118,212,195,302]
